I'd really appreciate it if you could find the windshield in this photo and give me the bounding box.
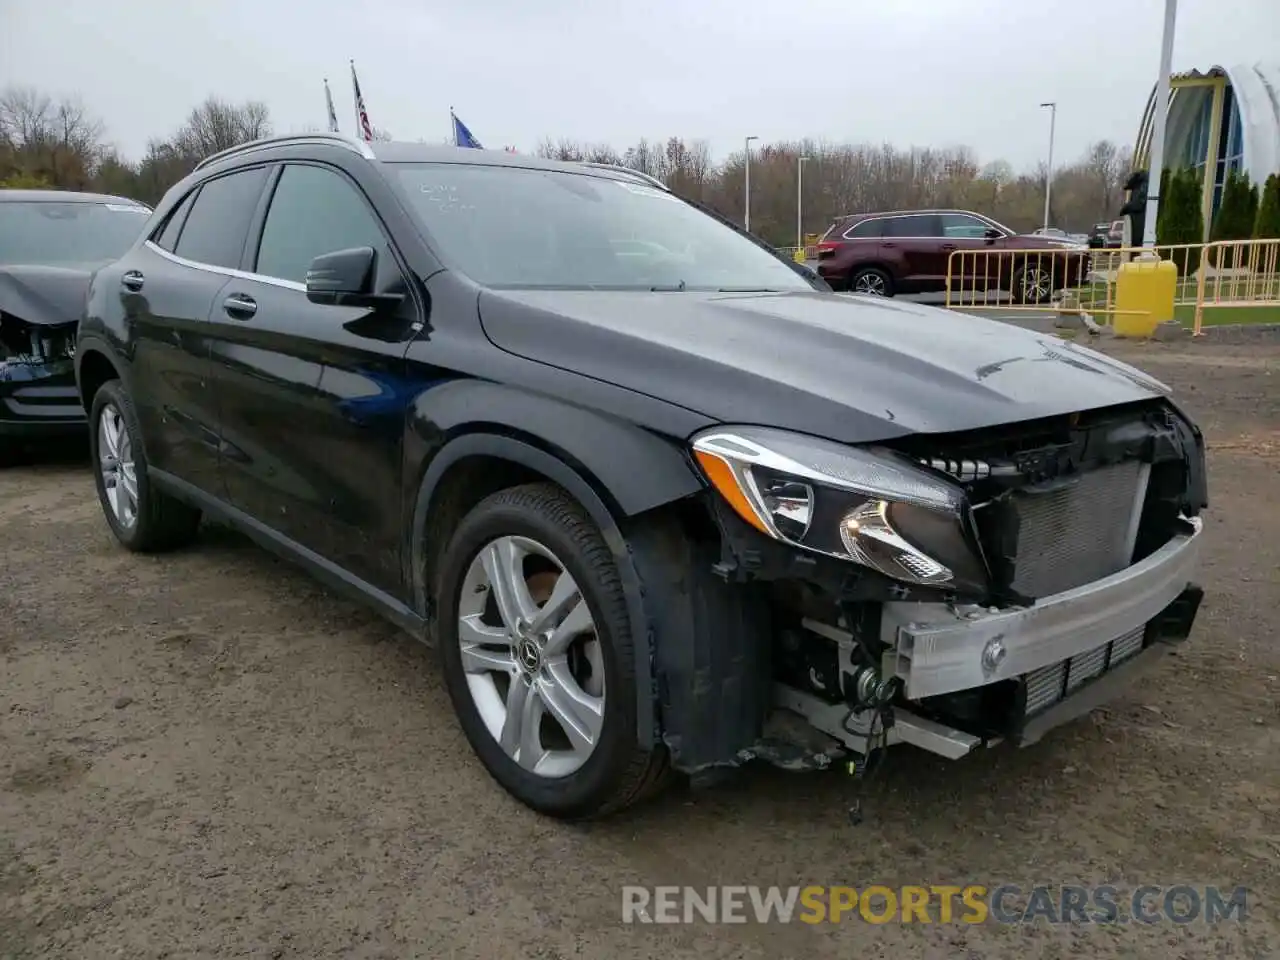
[391,163,812,292]
[0,200,151,267]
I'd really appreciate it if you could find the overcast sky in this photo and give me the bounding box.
[2,0,1276,169]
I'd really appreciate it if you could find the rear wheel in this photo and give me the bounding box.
[850,266,893,297]
[1012,263,1054,304]
[435,482,670,819]
[89,379,201,552]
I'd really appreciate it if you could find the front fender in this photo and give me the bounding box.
[404,379,703,518]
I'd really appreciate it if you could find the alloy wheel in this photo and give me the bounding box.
[98,403,138,529]
[456,535,605,778]
[853,272,887,295]
[1021,267,1052,302]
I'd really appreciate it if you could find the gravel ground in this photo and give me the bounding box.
[1,334,1278,959]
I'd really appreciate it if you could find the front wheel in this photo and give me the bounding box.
[435,482,670,819]
[850,266,894,297]
[89,379,202,552]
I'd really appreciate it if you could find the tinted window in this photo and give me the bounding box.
[255,164,388,285]
[938,213,991,239]
[883,215,939,238]
[391,163,811,292]
[153,191,196,252]
[843,219,882,239]
[0,200,151,267]
[173,167,269,269]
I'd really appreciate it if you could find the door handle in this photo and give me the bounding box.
[881,242,896,248]
[121,270,145,291]
[222,293,257,319]
[940,243,957,251]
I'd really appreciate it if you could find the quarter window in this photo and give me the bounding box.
[843,219,882,239]
[153,191,196,252]
[255,164,388,285]
[173,167,269,269]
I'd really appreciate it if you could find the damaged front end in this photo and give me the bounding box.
[0,265,91,439]
[654,398,1207,780]
[1,312,83,437]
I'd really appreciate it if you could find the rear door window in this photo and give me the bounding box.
[883,214,940,238]
[173,167,270,269]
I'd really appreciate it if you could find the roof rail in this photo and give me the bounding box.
[194,132,377,172]
[576,161,669,191]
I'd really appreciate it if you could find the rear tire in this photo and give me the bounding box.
[89,379,201,552]
[850,266,894,297]
[1011,263,1054,304]
[435,482,670,820]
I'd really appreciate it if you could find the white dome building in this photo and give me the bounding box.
[1133,62,1280,239]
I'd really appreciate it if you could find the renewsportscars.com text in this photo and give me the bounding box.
[621,884,1248,925]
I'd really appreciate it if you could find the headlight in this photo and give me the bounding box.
[691,426,988,594]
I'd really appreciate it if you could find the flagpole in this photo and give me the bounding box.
[351,60,359,136]
[450,106,456,146]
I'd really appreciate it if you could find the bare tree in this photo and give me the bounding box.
[170,96,272,162]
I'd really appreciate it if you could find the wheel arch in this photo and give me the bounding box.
[74,335,128,413]
[412,430,694,751]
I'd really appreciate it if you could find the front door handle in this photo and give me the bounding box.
[222,293,257,319]
[121,270,145,291]
[940,243,957,251]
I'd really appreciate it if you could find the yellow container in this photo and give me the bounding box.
[1113,256,1177,337]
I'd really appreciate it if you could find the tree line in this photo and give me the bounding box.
[4,84,1144,244]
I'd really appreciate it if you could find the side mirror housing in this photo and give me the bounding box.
[306,246,399,308]
[983,228,1002,242]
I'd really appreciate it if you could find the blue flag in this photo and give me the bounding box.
[451,111,483,149]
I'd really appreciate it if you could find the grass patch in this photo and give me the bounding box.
[1174,304,1280,327]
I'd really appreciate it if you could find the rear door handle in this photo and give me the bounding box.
[121,270,145,291]
[940,243,957,251]
[222,293,257,319]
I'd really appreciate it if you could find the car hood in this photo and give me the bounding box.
[477,289,1171,442]
[0,263,98,325]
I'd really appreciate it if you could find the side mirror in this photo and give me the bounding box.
[983,228,1002,242]
[306,246,400,308]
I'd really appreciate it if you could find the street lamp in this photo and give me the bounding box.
[796,156,810,252]
[744,135,758,232]
[1040,101,1056,233]
[1143,0,1178,248]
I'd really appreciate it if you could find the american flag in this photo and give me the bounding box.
[350,60,373,142]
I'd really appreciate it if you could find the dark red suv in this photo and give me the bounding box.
[814,209,1089,303]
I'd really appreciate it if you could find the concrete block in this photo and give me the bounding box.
[1152,320,1189,342]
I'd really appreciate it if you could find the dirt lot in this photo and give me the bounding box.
[2,333,1278,959]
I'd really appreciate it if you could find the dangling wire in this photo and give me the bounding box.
[842,700,895,826]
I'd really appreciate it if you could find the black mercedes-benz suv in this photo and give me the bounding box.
[76,134,1208,820]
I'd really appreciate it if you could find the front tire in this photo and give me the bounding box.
[89,379,201,552]
[435,482,669,819]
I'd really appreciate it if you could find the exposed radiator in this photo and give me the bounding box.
[1008,460,1150,598]
[1024,624,1148,716]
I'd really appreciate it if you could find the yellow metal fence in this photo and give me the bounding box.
[943,239,1280,336]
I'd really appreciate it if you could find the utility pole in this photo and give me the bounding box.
[1040,102,1057,233]
[744,135,758,232]
[1143,0,1179,247]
